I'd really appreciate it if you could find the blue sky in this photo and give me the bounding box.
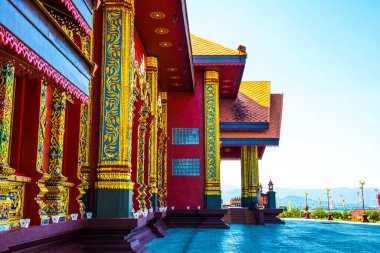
[187,0,380,188]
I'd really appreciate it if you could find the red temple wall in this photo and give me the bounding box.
[166,73,205,209]
[63,100,82,215]
[10,76,44,224]
[10,76,26,172]
[134,28,146,63]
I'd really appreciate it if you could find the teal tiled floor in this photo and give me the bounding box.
[147,220,380,253]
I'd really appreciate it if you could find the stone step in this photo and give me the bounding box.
[223,208,256,224]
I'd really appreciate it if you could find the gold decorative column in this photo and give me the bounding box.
[241,147,249,207]
[204,71,221,208]
[241,146,259,208]
[156,95,164,209]
[35,82,51,225]
[46,88,68,220]
[136,103,149,212]
[0,64,15,231]
[77,102,91,217]
[147,56,158,210]
[161,92,168,207]
[95,0,135,218]
[157,133,164,209]
[0,64,14,169]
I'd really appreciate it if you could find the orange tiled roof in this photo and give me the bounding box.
[220,81,271,123]
[190,34,241,56]
[220,94,283,139]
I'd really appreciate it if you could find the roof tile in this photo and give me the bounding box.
[240,81,270,107]
[220,93,270,123]
[220,81,271,123]
[191,34,241,56]
[220,94,283,140]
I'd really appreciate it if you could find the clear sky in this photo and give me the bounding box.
[187,0,380,189]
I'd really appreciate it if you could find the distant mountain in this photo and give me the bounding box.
[221,186,379,210]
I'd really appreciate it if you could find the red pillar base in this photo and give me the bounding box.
[362,214,369,222]
[305,212,310,219]
[327,214,333,220]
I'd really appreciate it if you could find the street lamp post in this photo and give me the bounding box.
[305,192,310,219]
[359,181,369,222]
[357,191,360,209]
[326,188,333,220]
[340,194,346,211]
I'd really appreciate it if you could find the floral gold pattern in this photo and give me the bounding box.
[46,88,67,218]
[137,103,150,211]
[0,65,14,166]
[36,83,47,174]
[97,3,134,190]
[35,82,50,224]
[8,182,25,227]
[147,56,158,200]
[204,71,221,196]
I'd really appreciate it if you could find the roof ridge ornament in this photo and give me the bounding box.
[237,45,247,56]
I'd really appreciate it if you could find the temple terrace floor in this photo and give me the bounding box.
[147,219,380,253]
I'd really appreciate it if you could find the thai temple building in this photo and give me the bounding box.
[0,0,283,251]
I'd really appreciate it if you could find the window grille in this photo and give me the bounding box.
[172,158,200,176]
[172,128,199,144]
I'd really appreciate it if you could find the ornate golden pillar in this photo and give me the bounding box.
[241,146,259,208]
[157,133,164,209]
[77,102,91,217]
[0,64,14,170]
[96,0,135,217]
[0,64,15,231]
[136,103,149,212]
[161,92,168,207]
[46,88,68,220]
[156,95,164,209]
[204,71,221,208]
[35,83,51,225]
[241,147,249,207]
[147,56,158,210]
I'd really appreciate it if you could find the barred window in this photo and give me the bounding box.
[172,128,199,144]
[172,159,200,176]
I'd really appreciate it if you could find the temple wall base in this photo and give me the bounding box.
[0,208,283,252]
[241,196,258,209]
[164,209,229,229]
[223,207,284,225]
[0,212,169,253]
[150,193,158,211]
[262,208,285,224]
[204,195,222,209]
[95,189,133,218]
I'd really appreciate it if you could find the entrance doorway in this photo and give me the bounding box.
[220,159,241,206]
